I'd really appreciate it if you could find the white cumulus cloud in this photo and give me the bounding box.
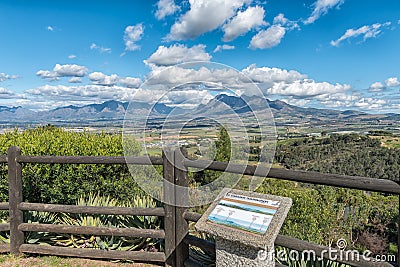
[222,6,266,42]
[53,64,87,77]
[316,92,358,108]
[144,44,212,67]
[144,65,245,91]
[330,22,391,47]
[167,0,250,40]
[68,77,82,83]
[241,65,350,98]
[353,97,387,110]
[27,84,136,102]
[155,0,180,20]
[242,64,306,84]
[213,44,235,53]
[123,24,144,51]
[0,73,18,82]
[120,77,142,88]
[36,70,59,81]
[0,87,15,97]
[68,54,77,59]
[269,79,351,97]
[385,77,400,87]
[369,81,385,92]
[304,0,344,25]
[36,64,88,81]
[273,13,288,25]
[249,25,286,49]
[88,72,119,86]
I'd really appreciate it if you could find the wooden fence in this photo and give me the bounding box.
[0,146,399,267]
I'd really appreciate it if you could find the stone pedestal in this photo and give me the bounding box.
[195,189,291,267]
[216,237,274,267]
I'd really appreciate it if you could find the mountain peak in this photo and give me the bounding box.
[214,94,248,108]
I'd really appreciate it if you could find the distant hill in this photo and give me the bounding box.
[0,94,398,125]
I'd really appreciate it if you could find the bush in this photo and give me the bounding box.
[0,126,142,204]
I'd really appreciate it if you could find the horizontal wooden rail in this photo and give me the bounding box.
[0,223,10,232]
[183,211,202,222]
[19,223,165,239]
[183,235,215,255]
[183,159,400,194]
[0,202,9,210]
[18,202,165,216]
[275,235,393,267]
[17,155,163,165]
[0,244,10,253]
[19,244,166,262]
[182,212,394,267]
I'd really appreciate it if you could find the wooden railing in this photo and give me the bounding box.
[3,146,168,263]
[182,159,400,267]
[0,146,399,267]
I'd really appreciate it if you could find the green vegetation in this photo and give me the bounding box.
[275,134,400,181]
[0,126,142,205]
[270,134,399,256]
[0,126,397,264]
[370,135,400,149]
[257,179,398,256]
[0,193,162,253]
[214,126,231,162]
[192,126,231,186]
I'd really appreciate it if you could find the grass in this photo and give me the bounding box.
[370,135,400,149]
[0,254,159,267]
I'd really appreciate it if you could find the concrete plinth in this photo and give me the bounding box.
[216,237,274,267]
[195,189,291,267]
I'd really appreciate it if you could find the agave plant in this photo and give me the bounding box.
[24,210,59,245]
[187,221,216,266]
[119,194,162,252]
[52,193,162,252]
[0,210,59,245]
[0,217,9,244]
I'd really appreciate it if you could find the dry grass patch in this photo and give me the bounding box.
[0,254,159,267]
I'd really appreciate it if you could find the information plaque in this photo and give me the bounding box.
[195,188,292,250]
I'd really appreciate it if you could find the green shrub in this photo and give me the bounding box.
[0,126,142,204]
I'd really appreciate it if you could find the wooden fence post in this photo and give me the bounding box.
[7,146,24,255]
[174,147,189,266]
[163,148,176,267]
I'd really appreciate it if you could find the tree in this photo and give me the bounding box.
[214,126,231,162]
[192,126,232,185]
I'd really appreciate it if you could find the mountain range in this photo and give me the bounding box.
[0,94,399,126]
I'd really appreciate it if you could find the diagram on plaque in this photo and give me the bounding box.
[207,192,280,234]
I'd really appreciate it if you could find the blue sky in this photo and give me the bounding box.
[0,0,399,112]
